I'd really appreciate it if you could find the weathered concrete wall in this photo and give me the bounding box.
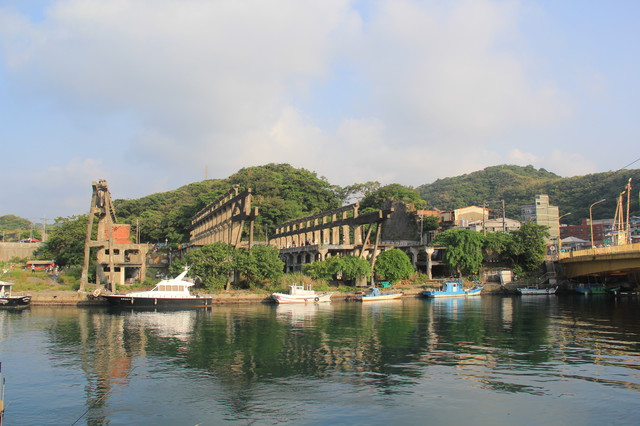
[381,201,419,241]
[0,242,42,262]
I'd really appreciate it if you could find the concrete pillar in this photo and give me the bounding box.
[331,225,340,245]
[318,248,328,261]
[425,246,435,280]
[354,225,363,245]
[322,228,330,244]
[409,247,420,268]
[340,225,349,244]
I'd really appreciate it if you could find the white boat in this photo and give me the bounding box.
[271,284,333,304]
[0,280,31,310]
[354,287,404,301]
[517,286,558,295]
[101,268,212,308]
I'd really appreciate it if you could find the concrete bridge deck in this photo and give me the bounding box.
[559,243,640,279]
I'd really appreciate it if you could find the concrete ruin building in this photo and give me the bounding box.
[80,180,149,292]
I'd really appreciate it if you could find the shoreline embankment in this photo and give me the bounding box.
[21,283,507,306]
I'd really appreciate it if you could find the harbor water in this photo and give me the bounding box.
[1,295,639,425]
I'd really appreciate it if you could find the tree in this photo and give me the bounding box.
[483,231,514,265]
[303,255,371,284]
[172,242,237,290]
[509,222,549,273]
[421,215,441,232]
[334,181,381,205]
[0,214,32,232]
[334,256,372,282]
[433,228,485,276]
[36,216,88,266]
[303,258,333,281]
[360,184,426,211]
[374,249,414,283]
[238,245,284,285]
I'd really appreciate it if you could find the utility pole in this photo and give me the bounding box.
[40,217,47,242]
[482,201,487,236]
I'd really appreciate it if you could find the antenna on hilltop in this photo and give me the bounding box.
[204,165,208,180]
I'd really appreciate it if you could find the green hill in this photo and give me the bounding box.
[113,163,341,243]
[7,164,639,244]
[418,165,640,224]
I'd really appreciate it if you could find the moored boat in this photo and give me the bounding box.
[271,284,333,304]
[354,287,403,301]
[517,286,557,295]
[0,280,31,310]
[573,284,606,295]
[101,268,212,308]
[422,281,483,298]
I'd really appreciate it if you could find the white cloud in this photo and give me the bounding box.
[355,0,571,144]
[0,0,585,218]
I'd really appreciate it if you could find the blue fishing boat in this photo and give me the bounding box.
[422,281,483,298]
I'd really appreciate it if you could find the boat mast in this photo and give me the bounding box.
[625,179,632,244]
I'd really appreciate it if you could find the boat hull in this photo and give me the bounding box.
[0,296,31,309]
[517,287,557,295]
[102,295,212,308]
[272,292,333,304]
[422,287,483,298]
[355,293,403,301]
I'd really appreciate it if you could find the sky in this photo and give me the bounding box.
[1,0,639,221]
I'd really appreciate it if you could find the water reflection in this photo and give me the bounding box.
[3,295,640,424]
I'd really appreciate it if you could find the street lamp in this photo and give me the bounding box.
[589,199,606,248]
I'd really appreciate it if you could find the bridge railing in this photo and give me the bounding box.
[558,242,640,260]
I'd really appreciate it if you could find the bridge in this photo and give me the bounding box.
[558,243,640,282]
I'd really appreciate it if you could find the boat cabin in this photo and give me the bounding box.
[367,288,382,297]
[152,283,192,292]
[0,281,14,298]
[288,284,316,296]
[442,281,463,292]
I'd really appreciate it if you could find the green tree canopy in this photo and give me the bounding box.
[172,242,285,290]
[374,249,414,283]
[36,216,88,266]
[0,214,32,230]
[433,228,485,276]
[303,255,371,284]
[334,181,381,205]
[172,242,237,290]
[237,244,285,285]
[115,163,341,243]
[509,222,549,273]
[360,184,426,211]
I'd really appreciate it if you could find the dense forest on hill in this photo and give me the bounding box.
[4,164,639,244]
[418,165,640,225]
[114,164,341,243]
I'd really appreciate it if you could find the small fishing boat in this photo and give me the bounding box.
[354,287,403,301]
[573,284,606,295]
[271,284,333,304]
[0,280,31,310]
[517,286,558,295]
[422,281,483,298]
[101,268,212,308]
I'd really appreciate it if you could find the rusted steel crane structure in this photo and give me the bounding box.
[80,180,149,292]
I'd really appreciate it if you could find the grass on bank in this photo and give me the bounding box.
[1,268,80,292]
[2,263,452,295]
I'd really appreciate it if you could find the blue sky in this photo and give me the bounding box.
[1,0,639,221]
